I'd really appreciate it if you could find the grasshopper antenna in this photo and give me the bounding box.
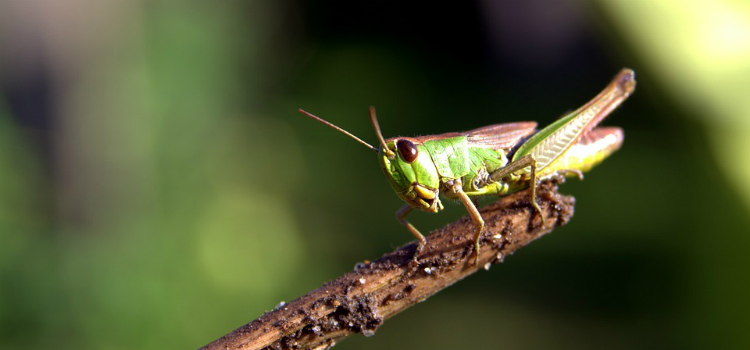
[369,106,395,158]
[299,109,379,153]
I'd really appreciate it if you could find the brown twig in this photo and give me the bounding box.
[199,181,575,350]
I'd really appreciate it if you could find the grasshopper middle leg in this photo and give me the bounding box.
[449,180,486,265]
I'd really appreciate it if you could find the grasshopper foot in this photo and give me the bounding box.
[530,198,546,226]
[471,240,481,266]
[410,240,425,265]
[468,226,486,266]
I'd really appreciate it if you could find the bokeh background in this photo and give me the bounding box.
[2,1,750,349]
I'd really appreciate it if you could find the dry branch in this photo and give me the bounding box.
[199,181,575,350]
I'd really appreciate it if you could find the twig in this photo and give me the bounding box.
[199,181,575,350]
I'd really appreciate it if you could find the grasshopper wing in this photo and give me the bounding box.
[411,122,537,150]
[464,122,538,150]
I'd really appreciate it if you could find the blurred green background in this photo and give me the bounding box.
[1,1,749,349]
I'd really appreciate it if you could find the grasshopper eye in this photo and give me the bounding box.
[396,139,418,163]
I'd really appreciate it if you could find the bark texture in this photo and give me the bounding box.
[199,181,575,350]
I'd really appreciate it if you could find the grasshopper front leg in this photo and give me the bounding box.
[396,204,427,261]
[489,154,545,225]
[448,180,485,265]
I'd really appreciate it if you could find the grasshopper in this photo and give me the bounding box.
[300,68,635,264]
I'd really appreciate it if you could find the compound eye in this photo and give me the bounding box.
[396,139,418,163]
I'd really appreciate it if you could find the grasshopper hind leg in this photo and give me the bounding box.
[489,154,545,225]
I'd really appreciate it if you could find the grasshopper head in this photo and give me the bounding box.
[299,107,443,213]
[378,137,442,213]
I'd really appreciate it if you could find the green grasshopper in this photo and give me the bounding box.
[300,68,635,264]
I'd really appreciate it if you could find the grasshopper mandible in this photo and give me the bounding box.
[300,68,635,264]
